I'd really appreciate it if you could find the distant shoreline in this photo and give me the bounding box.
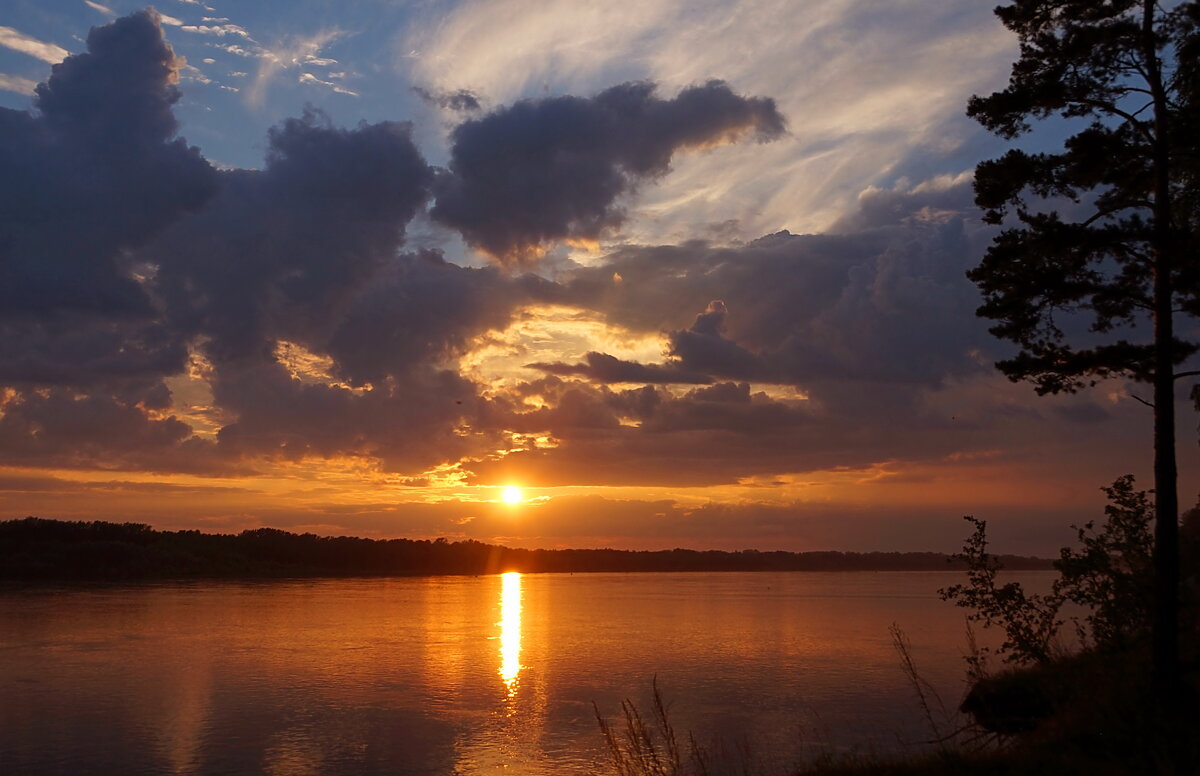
[0,517,1054,582]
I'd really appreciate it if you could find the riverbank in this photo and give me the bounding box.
[0,517,1052,580]
[600,645,1198,776]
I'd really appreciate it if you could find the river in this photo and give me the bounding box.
[0,571,1052,775]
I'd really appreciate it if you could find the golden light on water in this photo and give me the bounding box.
[501,485,523,505]
[498,571,522,694]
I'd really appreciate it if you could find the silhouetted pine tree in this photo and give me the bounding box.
[967,0,1200,707]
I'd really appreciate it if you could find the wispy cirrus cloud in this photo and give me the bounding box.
[83,1,116,17]
[0,26,69,63]
[243,28,352,105]
[408,0,1015,243]
[299,71,357,96]
[209,42,256,57]
[0,73,37,95]
[180,22,253,39]
[160,5,352,105]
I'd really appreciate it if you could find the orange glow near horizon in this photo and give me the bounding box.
[498,571,522,695]
[0,455,1119,533]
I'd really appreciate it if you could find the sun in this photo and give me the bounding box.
[501,485,523,505]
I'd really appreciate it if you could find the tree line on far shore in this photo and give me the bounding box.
[0,517,1052,581]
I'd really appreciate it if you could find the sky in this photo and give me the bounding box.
[0,1,1196,555]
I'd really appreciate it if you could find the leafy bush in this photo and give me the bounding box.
[938,517,1064,665]
[940,475,1155,665]
[1054,475,1154,650]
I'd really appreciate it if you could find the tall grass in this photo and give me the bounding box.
[594,627,999,776]
[597,643,1197,775]
[594,678,686,776]
[595,677,771,776]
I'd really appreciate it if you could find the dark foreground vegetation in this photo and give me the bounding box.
[597,476,1200,776]
[0,517,1052,581]
[599,650,1197,776]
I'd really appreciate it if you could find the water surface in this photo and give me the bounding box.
[0,571,1048,774]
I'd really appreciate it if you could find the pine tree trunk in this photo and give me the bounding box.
[1145,0,1180,712]
[1153,280,1180,710]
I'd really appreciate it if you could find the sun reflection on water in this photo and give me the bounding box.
[499,572,522,695]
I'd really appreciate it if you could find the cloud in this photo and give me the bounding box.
[0,10,215,370]
[84,1,116,17]
[0,386,228,474]
[0,77,456,472]
[298,71,357,96]
[0,11,442,474]
[180,62,213,84]
[430,80,785,264]
[190,250,554,471]
[405,0,678,101]
[180,23,252,39]
[526,350,713,385]
[447,179,1013,488]
[0,9,511,476]
[0,74,38,95]
[556,183,990,389]
[0,315,189,389]
[0,26,69,63]
[666,300,772,382]
[411,86,481,111]
[131,109,531,471]
[323,250,549,387]
[243,29,344,107]
[463,379,831,488]
[0,11,223,470]
[212,43,255,57]
[147,108,433,364]
[409,0,1018,246]
[207,360,478,470]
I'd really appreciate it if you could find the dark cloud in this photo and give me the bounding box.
[0,10,592,477]
[0,315,187,388]
[667,300,773,381]
[430,80,786,264]
[149,107,434,365]
[35,9,183,152]
[0,387,229,474]
[460,370,1146,493]
[324,249,551,387]
[829,177,983,233]
[559,188,989,389]
[526,350,714,385]
[0,11,224,472]
[0,9,478,474]
[455,185,1009,488]
[141,116,528,472]
[210,360,494,473]
[0,9,214,376]
[466,375,937,488]
[411,86,481,111]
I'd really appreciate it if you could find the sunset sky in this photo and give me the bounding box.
[1,1,1196,554]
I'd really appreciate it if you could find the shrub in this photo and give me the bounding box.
[940,475,1155,665]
